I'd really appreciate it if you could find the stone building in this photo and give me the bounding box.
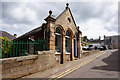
[104,35,120,49]
[15,3,82,64]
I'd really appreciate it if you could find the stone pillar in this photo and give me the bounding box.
[45,10,56,51]
[71,36,74,61]
[49,27,55,50]
[62,33,66,63]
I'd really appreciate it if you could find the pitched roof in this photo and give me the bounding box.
[14,26,42,40]
[0,30,16,40]
[56,7,82,33]
[88,39,104,43]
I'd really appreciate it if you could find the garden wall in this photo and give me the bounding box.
[55,54,70,63]
[1,50,57,79]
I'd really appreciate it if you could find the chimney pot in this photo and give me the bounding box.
[14,34,17,38]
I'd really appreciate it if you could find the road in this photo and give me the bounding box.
[18,49,119,80]
[51,49,119,79]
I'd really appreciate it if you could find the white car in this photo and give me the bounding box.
[82,45,90,50]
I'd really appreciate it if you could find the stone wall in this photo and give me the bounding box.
[65,54,70,61]
[2,55,38,79]
[1,51,57,79]
[37,51,57,71]
[55,54,61,63]
[55,54,70,63]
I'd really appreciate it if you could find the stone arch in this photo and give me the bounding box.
[55,24,65,35]
[66,28,73,38]
[55,25,65,64]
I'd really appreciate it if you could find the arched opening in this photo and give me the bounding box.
[55,27,63,64]
[65,30,72,61]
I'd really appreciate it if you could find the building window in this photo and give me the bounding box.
[68,17,71,23]
[65,30,71,53]
[55,36,57,46]
[65,39,67,47]
[55,27,62,53]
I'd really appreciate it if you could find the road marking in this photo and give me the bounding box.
[51,59,92,79]
[49,52,106,80]
[53,60,91,80]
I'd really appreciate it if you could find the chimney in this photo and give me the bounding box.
[99,36,101,40]
[104,35,105,39]
[14,34,17,38]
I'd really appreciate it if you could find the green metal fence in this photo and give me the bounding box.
[0,39,47,59]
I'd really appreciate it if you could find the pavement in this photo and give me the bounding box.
[17,49,119,80]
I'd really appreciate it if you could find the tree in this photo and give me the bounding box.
[0,37,12,58]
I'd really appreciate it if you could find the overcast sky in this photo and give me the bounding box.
[1,0,118,39]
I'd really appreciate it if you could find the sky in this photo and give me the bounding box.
[1,0,119,40]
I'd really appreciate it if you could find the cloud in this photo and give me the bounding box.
[69,2,118,39]
[1,2,118,39]
[1,0,119,2]
[2,2,39,25]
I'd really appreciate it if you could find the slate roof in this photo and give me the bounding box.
[88,39,105,44]
[14,26,42,40]
[0,30,16,40]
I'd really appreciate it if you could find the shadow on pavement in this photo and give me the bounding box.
[92,50,119,72]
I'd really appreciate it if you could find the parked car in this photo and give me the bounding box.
[82,45,90,50]
[88,44,95,50]
[99,45,107,51]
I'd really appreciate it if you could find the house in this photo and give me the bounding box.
[88,35,120,49]
[104,35,120,49]
[0,30,16,40]
[14,3,82,64]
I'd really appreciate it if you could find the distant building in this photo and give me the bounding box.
[88,35,120,49]
[88,36,103,49]
[0,30,16,40]
[104,35,120,49]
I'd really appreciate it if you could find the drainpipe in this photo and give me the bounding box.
[44,29,46,39]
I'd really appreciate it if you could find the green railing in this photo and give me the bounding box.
[0,39,47,59]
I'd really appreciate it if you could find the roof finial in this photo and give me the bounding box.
[66,3,69,9]
[49,10,52,16]
[45,10,56,22]
[66,3,69,7]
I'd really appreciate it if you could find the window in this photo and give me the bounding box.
[65,39,67,47]
[55,36,57,46]
[68,17,71,23]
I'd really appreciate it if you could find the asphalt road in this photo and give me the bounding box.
[61,49,119,79]
[18,49,119,80]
